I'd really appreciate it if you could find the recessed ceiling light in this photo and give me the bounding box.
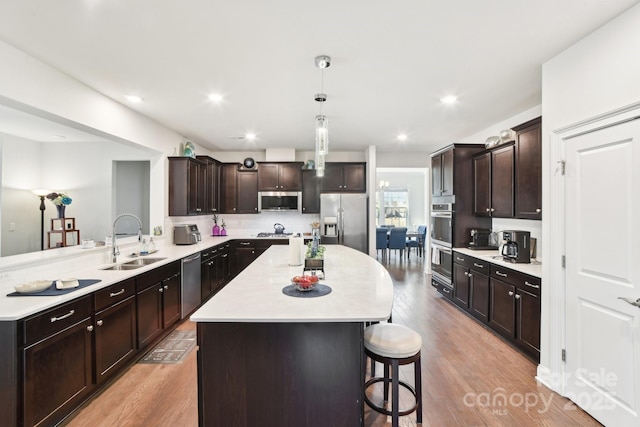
[125,95,143,103]
[396,134,408,142]
[208,93,224,103]
[245,133,256,141]
[440,95,457,105]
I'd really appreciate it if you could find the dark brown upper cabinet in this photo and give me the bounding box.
[220,163,239,214]
[301,169,321,213]
[196,156,221,215]
[431,148,454,197]
[320,162,366,193]
[257,162,303,191]
[473,143,515,218]
[513,117,542,220]
[168,157,207,216]
[237,170,258,213]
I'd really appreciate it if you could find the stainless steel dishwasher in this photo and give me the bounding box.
[181,252,201,318]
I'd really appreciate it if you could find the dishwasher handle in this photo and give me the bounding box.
[182,253,201,264]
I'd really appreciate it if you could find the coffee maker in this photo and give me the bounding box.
[501,230,531,263]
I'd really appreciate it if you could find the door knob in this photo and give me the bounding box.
[618,297,640,307]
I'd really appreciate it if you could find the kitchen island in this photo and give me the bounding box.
[191,244,394,427]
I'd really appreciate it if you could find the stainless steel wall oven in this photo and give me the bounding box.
[430,203,454,287]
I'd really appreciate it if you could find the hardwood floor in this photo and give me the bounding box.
[66,254,601,427]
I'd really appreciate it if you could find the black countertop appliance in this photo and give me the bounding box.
[501,230,531,263]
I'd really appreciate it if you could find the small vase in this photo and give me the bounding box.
[212,224,220,236]
[221,227,227,236]
[56,205,66,218]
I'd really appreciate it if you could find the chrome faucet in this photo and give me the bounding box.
[112,213,143,263]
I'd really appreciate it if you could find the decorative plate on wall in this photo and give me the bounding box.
[243,157,255,169]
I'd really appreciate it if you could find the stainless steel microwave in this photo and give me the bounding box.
[258,191,302,213]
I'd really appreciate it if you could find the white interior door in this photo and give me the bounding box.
[565,118,640,426]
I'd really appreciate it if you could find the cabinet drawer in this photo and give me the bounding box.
[490,266,541,295]
[452,252,490,273]
[136,261,180,291]
[235,240,256,249]
[24,295,92,346]
[432,278,453,300]
[94,278,136,312]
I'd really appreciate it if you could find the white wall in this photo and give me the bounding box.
[376,151,430,168]
[457,105,542,144]
[1,135,161,256]
[377,169,428,229]
[540,3,640,386]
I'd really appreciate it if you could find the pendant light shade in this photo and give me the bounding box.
[314,55,331,177]
[315,114,329,156]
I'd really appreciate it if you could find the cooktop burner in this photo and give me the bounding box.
[257,232,293,238]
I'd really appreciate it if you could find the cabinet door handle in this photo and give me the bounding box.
[508,291,514,297]
[490,208,495,212]
[515,294,521,300]
[97,320,104,326]
[442,287,450,294]
[196,208,202,212]
[208,261,214,266]
[464,271,469,276]
[222,254,228,258]
[486,208,490,212]
[240,242,251,246]
[110,289,125,297]
[536,208,541,213]
[87,325,94,332]
[456,256,465,262]
[524,281,540,289]
[467,273,473,278]
[496,271,508,278]
[159,287,164,293]
[51,309,75,323]
[473,263,484,269]
[164,285,169,290]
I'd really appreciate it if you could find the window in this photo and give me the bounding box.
[377,187,409,227]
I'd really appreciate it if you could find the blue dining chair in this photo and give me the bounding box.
[376,227,388,259]
[406,225,427,258]
[388,227,407,259]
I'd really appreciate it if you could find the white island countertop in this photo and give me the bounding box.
[191,245,394,323]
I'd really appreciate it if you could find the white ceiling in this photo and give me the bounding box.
[0,0,637,154]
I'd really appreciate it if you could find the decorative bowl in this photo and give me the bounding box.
[14,280,52,294]
[291,275,317,292]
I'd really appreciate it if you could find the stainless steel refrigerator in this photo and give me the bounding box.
[320,193,368,253]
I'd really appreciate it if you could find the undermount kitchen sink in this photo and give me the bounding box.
[101,264,143,271]
[123,257,166,266]
[102,257,167,270]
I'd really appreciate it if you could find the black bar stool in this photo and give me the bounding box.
[363,323,422,427]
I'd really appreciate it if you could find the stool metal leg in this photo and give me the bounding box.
[415,355,423,423]
[392,359,400,427]
[383,362,390,403]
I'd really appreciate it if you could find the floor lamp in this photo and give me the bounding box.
[32,189,50,250]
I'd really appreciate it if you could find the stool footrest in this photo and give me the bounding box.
[364,377,419,417]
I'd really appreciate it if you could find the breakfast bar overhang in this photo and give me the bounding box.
[191,245,394,427]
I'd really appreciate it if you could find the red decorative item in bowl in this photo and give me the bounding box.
[291,275,319,292]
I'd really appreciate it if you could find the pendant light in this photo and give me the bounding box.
[314,55,331,177]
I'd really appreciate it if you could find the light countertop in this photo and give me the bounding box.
[453,247,542,278]
[0,235,237,321]
[191,245,394,323]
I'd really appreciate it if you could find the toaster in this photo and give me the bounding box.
[174,224,201,245]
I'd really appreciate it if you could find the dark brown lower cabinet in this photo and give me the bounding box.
[469,271,490,323]
[449,251,540,361]
[94,296,137,384]
[452,263,471,309]
[136,262,181,349]
[489,265,541,361]
[197,322,363,427]
[489,278,516,337]
[21,296,94,427]
[452,252,490,323]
